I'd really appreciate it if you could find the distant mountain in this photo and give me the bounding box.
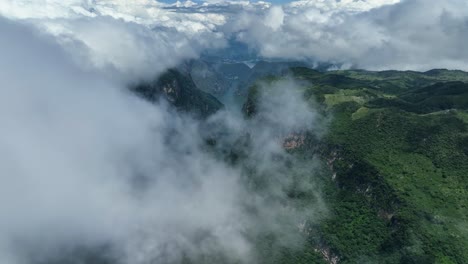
[369,81,468,113]
[189,59,230,98]
[42,66,468,264]
[216,62,251,80]
[189,59,314,107]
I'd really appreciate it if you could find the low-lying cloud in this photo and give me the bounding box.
[0,16,324,264]
[1,0,468,263]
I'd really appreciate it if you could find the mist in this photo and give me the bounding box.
[0,16,325,264]
[4,0,461,263]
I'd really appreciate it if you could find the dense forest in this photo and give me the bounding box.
[128,67,468,264]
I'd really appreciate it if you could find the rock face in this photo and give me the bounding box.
[132,69,223,118]
[283,133,306,150]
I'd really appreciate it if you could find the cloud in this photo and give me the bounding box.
[0,0,227,81]
[0,16,324,264]
[227,0,468,71]
[287,0,401,12]
[8,0,468,72]
[6,0,468,71]
[47,16,217,79]
[1,0,468,262]
[264,6,284,30]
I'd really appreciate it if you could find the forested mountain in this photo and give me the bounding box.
[132,69,223,118]
[129,66,468,264]
[30,66,468,264]
[283,67,468,263]
[4,1,468,264]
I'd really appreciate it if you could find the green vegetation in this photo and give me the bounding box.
[284,67,468,263]
[133,69,223,118]
[47,67,468,264]
[213,67,468,264]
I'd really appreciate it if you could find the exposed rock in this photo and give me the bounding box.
[132,69,223,118]
[283,133,306,150]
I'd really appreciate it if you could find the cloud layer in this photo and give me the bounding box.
[1,0,468,263]
[228,0,468,70]
[3,0,468,71]
[0,15,324,264]
[0,0,227,80]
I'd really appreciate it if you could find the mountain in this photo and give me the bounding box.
[132,68,223,118]
[241,67,468,263]
[37,66,468,264]
[189,59,229,99]
[189,59,313,107]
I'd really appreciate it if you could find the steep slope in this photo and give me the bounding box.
[132,69,223,118]
[241,67,468,263]
[189,59,252,106]
[290,67,468,263]
[189,59,229,98]
[33,67,468,264]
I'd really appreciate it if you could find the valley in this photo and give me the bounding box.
[134,64,468,264]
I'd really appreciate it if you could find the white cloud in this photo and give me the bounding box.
[11,0,462,73]
[288,0,401,12]
[2,0,466,263]
[0,0,227,80]
[0,16,324,264]
[226,0,468,71]
[263,5,284,30]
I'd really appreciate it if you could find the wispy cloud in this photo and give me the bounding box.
[0,16,325,264]
[4,0,466,71]
[226,0,468,71]
[0,0,227,80]
[1,0,467,263]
